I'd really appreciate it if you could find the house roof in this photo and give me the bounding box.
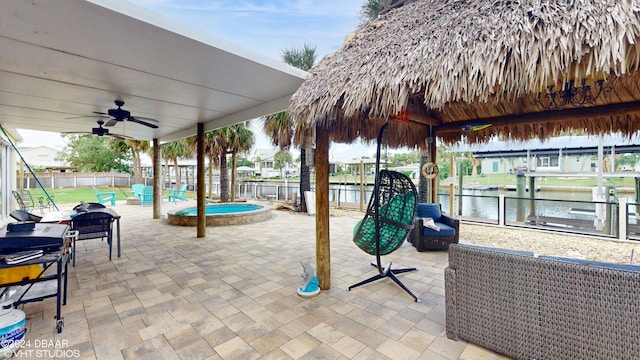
[0,0,306,143]
[251,148,280,161]
[451,134,640,157]
[289,0,640,147]
[17,146,71,169]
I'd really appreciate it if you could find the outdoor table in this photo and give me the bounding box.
[41,208,122,258]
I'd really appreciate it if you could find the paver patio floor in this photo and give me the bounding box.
[16,200,506,359]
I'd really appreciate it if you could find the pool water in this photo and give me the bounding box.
[181,204,263,215]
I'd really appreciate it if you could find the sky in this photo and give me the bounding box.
[18,0,381,162]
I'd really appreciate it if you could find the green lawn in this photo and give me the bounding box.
[24,186,198,206]
[24,187,130,205]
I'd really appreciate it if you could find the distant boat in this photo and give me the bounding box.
[463,185,499,191]
[503,186,542,192]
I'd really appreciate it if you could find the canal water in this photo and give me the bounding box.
[238,181,634,223]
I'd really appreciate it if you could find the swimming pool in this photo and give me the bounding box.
[167,203,272,226]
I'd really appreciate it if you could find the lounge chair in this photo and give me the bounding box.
[92,186,115,205]
[12,190,31,211]
[168,184,187,202]
[12,189,50,211]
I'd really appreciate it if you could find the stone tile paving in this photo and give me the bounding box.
[15,200,506,359]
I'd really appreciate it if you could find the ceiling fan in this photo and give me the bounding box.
[64,120,131,139]
[67,100,159,129]
[93,100,159,129]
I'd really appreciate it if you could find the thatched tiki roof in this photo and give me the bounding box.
[290,0,640,147]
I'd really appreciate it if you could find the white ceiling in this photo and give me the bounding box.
[0,0,307,143]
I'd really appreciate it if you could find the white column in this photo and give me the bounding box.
[498,194,505,226]
[619,198,628,241]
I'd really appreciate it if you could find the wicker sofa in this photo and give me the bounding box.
[445,243,640,360]
[408,203,459,251]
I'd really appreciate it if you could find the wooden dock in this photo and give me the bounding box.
[526,215,596,231]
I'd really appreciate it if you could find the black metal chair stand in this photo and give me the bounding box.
[349,123,420,302]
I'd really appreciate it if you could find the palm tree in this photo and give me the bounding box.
[183,134,218,200]
[162,140,192,190]
[227,122,254,201]
[263,44,317,212]
[126,140,150,183]
[108,139,151,182]
[203,133,221,200]
[204,128,231,202]
[359,0,392,24]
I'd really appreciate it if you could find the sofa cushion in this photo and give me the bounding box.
[422,222,456,236]
[417,203,441,220]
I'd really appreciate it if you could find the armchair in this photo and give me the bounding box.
[136,185,153,206]
[168,184,187,202]
[92,186,116,205]
[131,184,145,198]
[408,203,459,251]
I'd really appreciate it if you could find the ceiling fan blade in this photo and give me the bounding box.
[92,111,109,116]
[104,118,119,127]
[64,114,109,120]
[130,115,158,122]
[109,133,132,140]
[128,116,159,129]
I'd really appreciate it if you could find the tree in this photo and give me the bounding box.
[226,122,254,201]
[389,151,420,167]
[110,139,150,182]
[204,123,256,203]
[274,150,293,178]
[263,44,317,212]
[162,140,192,189]
[201,132,221,200]
[60,135,129,172]
[359,0,392,24]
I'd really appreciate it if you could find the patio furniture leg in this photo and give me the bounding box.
[348,262,419,302]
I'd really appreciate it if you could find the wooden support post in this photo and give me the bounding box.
[636,177,640,217]
[449,156,455,215]
[528,176,536,218]
[428,134,437,203]
[153,139,162,219]
[359,160,364,212]
[457,162,463,216]
[315,125,331,290]
[197,123,206,238]
[516,171,525,222]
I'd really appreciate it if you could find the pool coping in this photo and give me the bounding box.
[167,203,272,226]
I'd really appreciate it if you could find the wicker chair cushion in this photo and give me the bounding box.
[417,203,441,220]
[421,222,456,236]
[353,191,415,256]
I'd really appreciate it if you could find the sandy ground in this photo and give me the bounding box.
[323,206,640,265]
[460,223,640,265]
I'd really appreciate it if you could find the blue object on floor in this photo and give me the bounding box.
[297,261,320,297]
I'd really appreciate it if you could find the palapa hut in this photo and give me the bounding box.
[289,0,640,289]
